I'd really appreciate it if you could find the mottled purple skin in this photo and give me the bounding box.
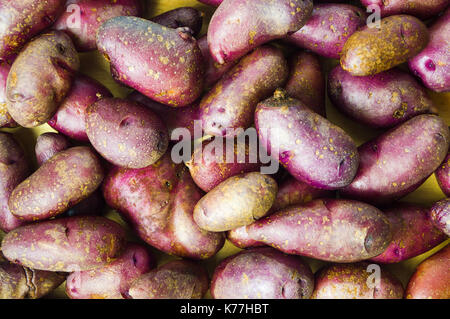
[128,91,200,142]
[371,204,447,263]
[228,199,392,263]
[341,115,450,205]
[208,0,313,64]
[150,7,203,37]
[66,243,156,299]
[0,62,16,128]
[200,46,289,137]
[198,36,236,89]
[0,133,29,232]
[211,247,314,299]
[97,16,204,107]
[435,153,450,196]
[129,260,209,299]
[328,66,433,128]
[198,0,222,6]
[102,152,225,260]
[286,4,366,59]
[186,138,262,192]
[35,132,70,166]
[86,98,169,169]
[408,8,450,93]
[361,0,449,19]
[53,0,142,51]
[312,262,404,299]
[0,0,66,61]
[8,146,104,221]
[6,31,80,128]
[285,52,326,116]
[48,74,112,142]
[1,216,126,272]
[430,198,450,236]
[255,90,359,190]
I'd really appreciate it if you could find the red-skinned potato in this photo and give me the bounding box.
[211,247,314,299]
[435,152,450,196]
[97,16,204,107]
[129,260,209,299]
[6,31,80,127]
[1,216,127,272]
[53,0,142,51]
[66,243,156,299]
[150,7,203,37]
[312,262,404,299]
[405,244,450,299]
[429,198,450,237]
[102,152,225,259]
[361,0,448,19]
[8,146,104,221]
[35,132,70,166]
[0,62,16,128]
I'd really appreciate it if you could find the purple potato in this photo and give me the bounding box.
[429,198,450,237]
[150,7,203,37]
[435,152,450,196]
[361,0,449,19]
[35,132,70,166]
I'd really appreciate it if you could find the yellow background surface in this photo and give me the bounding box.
[0,0,449,298]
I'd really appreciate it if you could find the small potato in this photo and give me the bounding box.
[429,198,450,237]
[48,74,112,142]
[97,16,204,107]
[9,146,104,221]
[0,132,29,232]
[312,262,404,299]
[211,247,314,299]
[328,66,433,128]
[66,243,155,299]
[370,204,447,263]
[35,132,70,166]
[361,0,448,19]
[0,62,16,128]
[341,115,450,204]
[435,152,450,196]
[255,90,359,190]
[6,31,80,127]
[150,7,203,37]
[193,172,278,232]
[129,260,209,299]
[207,0,313,64]
[405,244,450,299]
[86,98,169,169]
[1,216,126,272]
[341,15,429,76]
[228,199,392,263]
[53,0,142,51]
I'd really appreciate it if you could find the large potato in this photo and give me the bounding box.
[1,216,127,272]
[429,198,450,237]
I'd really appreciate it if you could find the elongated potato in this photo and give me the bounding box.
[429,198,450,237]
[211,247,314,299]
[9,146,104,221]
[435,152,450,196]
[0,62,16,128]
[35,132,70,166]
[1,216,126,272]
[341,115,450,204]
[193,172,278,232]
[150,7,203,37]
[361,0,448,19]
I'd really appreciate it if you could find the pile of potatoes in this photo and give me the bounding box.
[0,0,449,299]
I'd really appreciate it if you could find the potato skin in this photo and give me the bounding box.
[341,115,450,204]
[129,260,209,299]
[0,62,16,128]
[370,204,447,263]
[97,16,204,107]
[408,8,450,93]
[53,0,142,51]
[255,90,359,190]
[200,45,289,137]
[9,146,104,221]
[103,152,225,259]
[429,198,450,236]
[228,199,392,263]
[211,247,314,299]
[207,0,313,64]
[0,132,29,232]
[286,4,366,59]
[328,66,433,128]
[0,0,66,60]
[361,0,448,19]
[285,52,326,116]
[193,172,278,232]
[435,153,450,196]
[1,216,126,272]
[48,74,112,142]
[405,244,450,299]
[341,15,429,76]
[35,132,70,166]
[66,243,155,299]
[150,7,203,37]
[6,31,80,127]
[312,262,404,299]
